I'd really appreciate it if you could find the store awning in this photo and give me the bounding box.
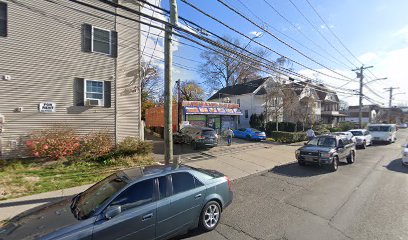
[184,107,242,115]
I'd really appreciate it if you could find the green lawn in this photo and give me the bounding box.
[0,155,154,200]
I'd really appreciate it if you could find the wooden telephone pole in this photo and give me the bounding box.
[352,65,373,128]
[164,0,178,165]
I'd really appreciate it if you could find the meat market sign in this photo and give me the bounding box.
[38,102,56,113]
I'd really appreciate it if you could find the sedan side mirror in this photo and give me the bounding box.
[304,142,308,146]
[105,205,121,220]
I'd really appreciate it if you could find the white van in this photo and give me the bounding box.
[367,124,397,144]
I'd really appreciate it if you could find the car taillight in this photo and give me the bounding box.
[225,176,231,191]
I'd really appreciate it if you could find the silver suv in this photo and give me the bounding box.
[296,135,356,172]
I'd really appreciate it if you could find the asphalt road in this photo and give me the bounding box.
[180,129,408,240]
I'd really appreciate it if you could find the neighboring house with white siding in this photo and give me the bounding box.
[208,77,280,128]
[0,0,142,158]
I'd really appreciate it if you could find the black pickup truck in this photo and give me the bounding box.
[295,135,356,172]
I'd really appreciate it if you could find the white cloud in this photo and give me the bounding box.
[394,25,408,44]
[249,31,263,37]
[358,52,380,64]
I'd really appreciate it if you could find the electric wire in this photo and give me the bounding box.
[287,0,358,68]
[214,0,355,81]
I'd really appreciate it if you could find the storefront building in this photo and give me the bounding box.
[182,101,242,132]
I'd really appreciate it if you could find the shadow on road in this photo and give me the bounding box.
[269,162,333,177]
[169,228,204,240]
[0,196,66,208]
[384,158,408,174]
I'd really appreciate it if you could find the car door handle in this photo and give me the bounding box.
[195,194,202,199]
[142,213,153,221]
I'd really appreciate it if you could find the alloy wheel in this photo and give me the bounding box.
[204,204,220,229]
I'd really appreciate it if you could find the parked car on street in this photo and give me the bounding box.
[398,123,408,129]
[402,144,408,166]
[173,126,218,149]
[0,165,233,240]
[348,129,372,149]
[233,128,266,141]
[368,124,397,144]
[332,131,356,143]
[295,135,356,171]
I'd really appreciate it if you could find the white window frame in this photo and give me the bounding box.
[91,26,111,55]
[84,80,104,106]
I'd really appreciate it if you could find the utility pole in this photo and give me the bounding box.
[384,87,401,123]
[384,87,399,108]
[164,0,178,165]
[352,65,373,128]
[176,79,181,132]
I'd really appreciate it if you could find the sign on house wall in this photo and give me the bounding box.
[38,102,56,113]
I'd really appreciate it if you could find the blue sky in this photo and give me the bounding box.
[142,0,408,106]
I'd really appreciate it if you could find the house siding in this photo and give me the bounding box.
[0,0,140,158]
[115,1,141,142]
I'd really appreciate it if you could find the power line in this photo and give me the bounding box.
[244,0,354,70]
[140,0,160,57]
[287,0,358,68]
[134,0,355,83]
[214,0,354,81]
[304,0,362,67]
[72,0,355,96]
[180,0,354,82]
[136,0,357,88]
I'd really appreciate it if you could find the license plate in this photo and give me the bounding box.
[304,156,317,161]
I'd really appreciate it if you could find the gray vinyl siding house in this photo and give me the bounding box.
[0,0,142,159]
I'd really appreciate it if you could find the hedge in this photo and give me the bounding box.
[270,131,307,143]
[265,122,302,133]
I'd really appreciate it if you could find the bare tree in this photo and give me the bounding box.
[339,100,349,111]
[283,89,302,130]
[140,61,161,100]
[264,80,284,131]
[139,61,161,120]
[199,35,267,90]
[298,97,317,131]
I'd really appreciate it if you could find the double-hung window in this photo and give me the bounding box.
[82,24,117,57]
[92,27,111,55]
[74,78,111,107]
[85,80,104,106]
[0,2,7,37]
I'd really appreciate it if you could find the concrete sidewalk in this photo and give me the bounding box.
[0,143,298,222]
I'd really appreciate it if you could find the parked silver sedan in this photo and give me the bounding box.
[348,129,372,149]
[0,165,233,240]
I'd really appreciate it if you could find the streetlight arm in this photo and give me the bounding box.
[363,77,387,86]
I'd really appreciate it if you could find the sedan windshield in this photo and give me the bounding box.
[308,137,337,147]
[368,126,391,132]
[349,131,363,136]
[72,173,127,220]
